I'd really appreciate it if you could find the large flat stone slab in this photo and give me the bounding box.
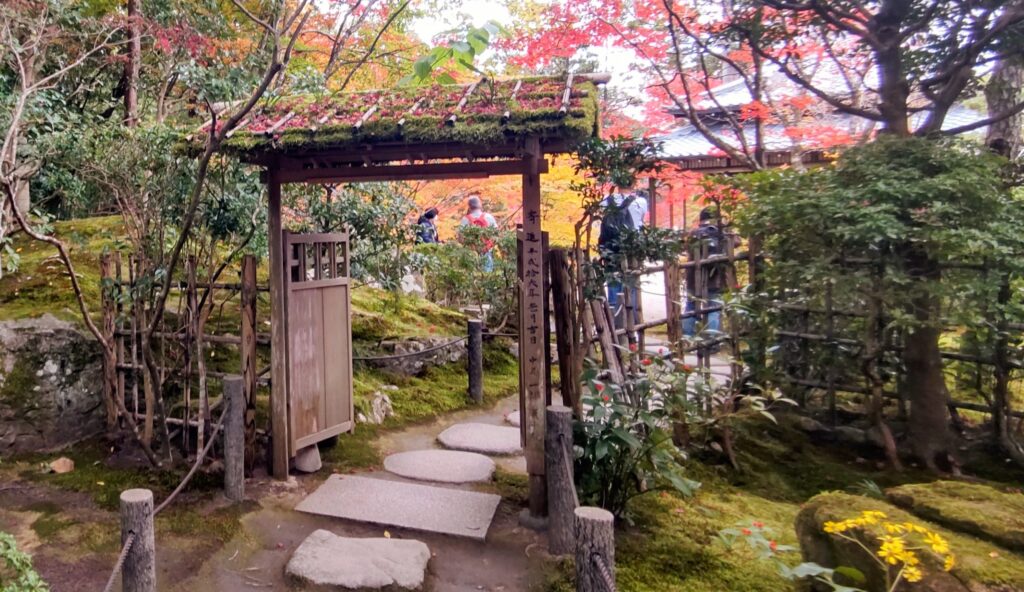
[384,449,495,484]
[286,529,430,590]
[296,474,500,540]
[437,423,522,456]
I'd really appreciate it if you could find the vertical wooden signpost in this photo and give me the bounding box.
[521,138,548,518]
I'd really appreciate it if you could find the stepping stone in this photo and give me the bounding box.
[384,450,495,484]
[437,423,522,456]
[505,410,521,427]
[296,474,500,540]
[286,529,430,590]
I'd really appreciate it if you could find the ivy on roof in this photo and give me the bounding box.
[200,75,601,157]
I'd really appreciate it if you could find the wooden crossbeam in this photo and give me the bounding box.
[274,157,549,184]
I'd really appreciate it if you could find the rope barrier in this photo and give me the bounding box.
[558,432,580,508]
[101,531,136,592]
[154,409,225,516]
[591,553,617,592]
[352,336,468,361]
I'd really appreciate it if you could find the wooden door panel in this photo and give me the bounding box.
[285,232,353,455]
[322,284,353,426]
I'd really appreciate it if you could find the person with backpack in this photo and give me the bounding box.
[415,207,440,244]
[459,194,498,271]
[683,206,735,338]
[598,186,647,330]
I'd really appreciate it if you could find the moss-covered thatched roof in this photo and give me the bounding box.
[198,74,604,162]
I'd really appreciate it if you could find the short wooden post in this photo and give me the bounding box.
[575,506,615,592]
[223,377,245,502]
[120,488,156,592]
[546,405,575,556]
[467,319,483,404]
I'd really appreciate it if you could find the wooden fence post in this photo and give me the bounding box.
[223,377,245,502]
[575,506,615,592]
[664,260,682,347]
[546,405,576,556]
[120,488,156,592]
[240,255,258,475]
[550,248,580,410]
[467,319,483,404]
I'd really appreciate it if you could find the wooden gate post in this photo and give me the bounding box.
[546,405,575,555]
[520,137,548,519]
[467,319,483,404]
[550,248,579,410]
[120,489,156,592]
[267,167,290,479]
[575,506,615,592]
[223,377,245,502]
[240,255,258,475]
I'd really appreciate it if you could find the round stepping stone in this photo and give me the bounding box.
[505,410,521,427]
[286,529,430,590]
[384,449,495,484]
[437,423,523,456]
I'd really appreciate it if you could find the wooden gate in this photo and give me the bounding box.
[284,231,354,455]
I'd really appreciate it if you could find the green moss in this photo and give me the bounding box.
[31,512,74,540]
[20,443,221,511]
[0,215,123,323]
[886,480,1024,552]
[158,501,257,544]
[478,468,528,505]
[216,82,599,158]
[800,492,1024,590]
[350,287,464,342]
[320,425,383,472]
[0,357,41,416]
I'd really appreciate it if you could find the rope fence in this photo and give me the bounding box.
[352,336,468,361]
[100,532,136,592]
[591,553,617,592]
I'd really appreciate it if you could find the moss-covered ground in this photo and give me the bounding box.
[541,414,1024,592]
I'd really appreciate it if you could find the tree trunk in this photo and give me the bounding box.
[985,54,1024,158]
[124,0,141,126]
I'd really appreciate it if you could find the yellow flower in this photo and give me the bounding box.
[877,536,906,565]
[924,532,949,555]
[944,555,956,572]
[904,565,923,583]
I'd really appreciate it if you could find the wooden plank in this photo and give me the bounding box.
[520,137,547,518]
[288,288,326,449]
[267,168,290,478]
[559,73,575,114]
[322,284,352,427]
[276,158,549,184]
[293,421,354,450]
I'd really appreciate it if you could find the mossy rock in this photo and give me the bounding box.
[886,481,1024,553]
[796,492,1024,591]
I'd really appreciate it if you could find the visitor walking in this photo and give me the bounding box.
[598,185,648,330]
[682,206,735,338]
[415,207,440,244]
[458,194,498,271]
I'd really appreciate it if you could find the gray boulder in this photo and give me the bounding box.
[286,529,430,590]
[0,316,105,454]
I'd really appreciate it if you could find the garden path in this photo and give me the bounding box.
[176,395,547,592]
